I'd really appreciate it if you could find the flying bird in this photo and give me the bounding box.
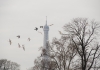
[58,31,68,35]
[49,24,54,26]
[18,43,21,48]
[58,31,63,35]
[28,38,31,41]
[40,26,43,28]
[22,45,25,51]
[38,46,43,51]
[34,27,38,31]
[38,31,42,34]
[9,39,12,45]
[16,35,20,38]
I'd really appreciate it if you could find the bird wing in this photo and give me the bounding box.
[18,43,21,48]
[36,28,38,30]
[17,35,20,38]
[28,38,31,41]
[22,45,25,51]
[49,24,53,26]
[10,41,11,45]
[34,27,38,31]
[38,31,42,34]
[40,26,43,28]
[9,39,12,45]
[58,31,62,34]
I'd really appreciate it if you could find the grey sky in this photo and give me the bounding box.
[0,0,100,70]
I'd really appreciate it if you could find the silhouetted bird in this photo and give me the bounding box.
[28,38,31,41]
[18,43,21,48]
[34,27,38,31]
[22,45,25,51]
[40,26,43,28]
[16,35,20,38]
[9,39,12,45]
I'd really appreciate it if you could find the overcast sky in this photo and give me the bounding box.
[0,0,100,70]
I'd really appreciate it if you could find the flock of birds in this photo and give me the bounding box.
[8,24,54,51]
[8,24,67,51]
[34,24,54,34]
[8,35,31,51]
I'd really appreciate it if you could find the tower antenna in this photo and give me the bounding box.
[46,16,47,25]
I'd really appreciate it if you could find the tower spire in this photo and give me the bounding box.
[43,16,49,48]
[46,16,47,25]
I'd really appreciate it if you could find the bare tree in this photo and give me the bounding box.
[0,59,7,70]
[48,35,77,70]
[63,18,100,70]
[32,18,100,70]
[0,59,20,70]
[32,35,77,70]
[33,57,42,70]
